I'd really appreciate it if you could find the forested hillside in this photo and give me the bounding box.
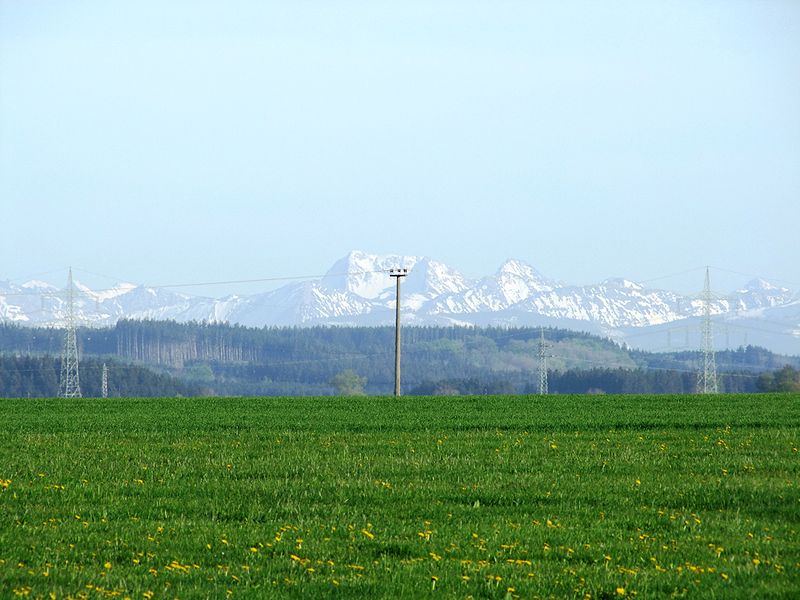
[0,320,797,396]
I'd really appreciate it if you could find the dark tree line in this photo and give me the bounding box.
[0,355,204,398]
[410,367,759,396]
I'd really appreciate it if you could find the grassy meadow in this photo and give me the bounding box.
[0,394,798,599]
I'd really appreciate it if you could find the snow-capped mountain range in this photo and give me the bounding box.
[2,251,798,354]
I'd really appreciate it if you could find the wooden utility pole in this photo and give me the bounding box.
[389,268,409,397]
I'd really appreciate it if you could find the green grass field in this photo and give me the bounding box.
[1,395,798,599]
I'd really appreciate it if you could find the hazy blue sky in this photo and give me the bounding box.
[1,0,798,296]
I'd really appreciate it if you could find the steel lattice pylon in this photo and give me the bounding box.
[538,328,549,395]
[59,268,82,398]
[101,363,108,398]
[697,267,718,394]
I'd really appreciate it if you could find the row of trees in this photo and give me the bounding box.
[756,366,800,392]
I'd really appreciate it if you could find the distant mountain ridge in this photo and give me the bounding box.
[1,251,798,354]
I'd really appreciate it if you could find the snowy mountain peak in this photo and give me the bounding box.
[92,283,139,302]
[74,280,93,293]
[21,280,58,291]
[727,278,793,310]
[498,258,538,277]
[321,251,419,299]
[402,257,470,297]
[741,278,785,293]
[602,278,644,291]
[495,259,555,296]
[70,280,137,302]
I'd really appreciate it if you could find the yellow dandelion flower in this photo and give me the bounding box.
[616,587,626,595]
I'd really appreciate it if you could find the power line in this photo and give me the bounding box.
[2,264,797,377]
[0,269,390,298]
[708,266,800,289]
[3,263,797,300]
[637,266,708,285]
[2,265,797,343]
[6,267,72,285]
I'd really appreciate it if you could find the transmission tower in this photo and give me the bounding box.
[697,267,718,394]
[538,328,549,395]
[101,363,109,398]
[59,267,82,398]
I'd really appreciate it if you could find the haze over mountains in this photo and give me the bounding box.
[1,251,798,355]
